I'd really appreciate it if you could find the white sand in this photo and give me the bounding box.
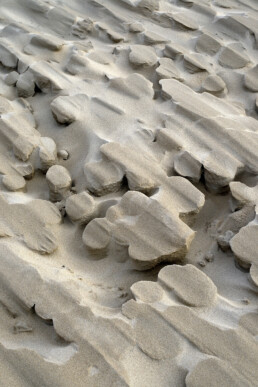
[0,0,257,385]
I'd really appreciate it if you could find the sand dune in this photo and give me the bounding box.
[0,0,257,385]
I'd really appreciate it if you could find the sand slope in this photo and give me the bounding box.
[0,0,257,385]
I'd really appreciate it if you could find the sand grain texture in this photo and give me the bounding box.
[0,0,257,385]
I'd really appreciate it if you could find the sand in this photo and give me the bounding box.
[0,0,257,385]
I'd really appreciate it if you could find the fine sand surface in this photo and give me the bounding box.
[0,0,258,385]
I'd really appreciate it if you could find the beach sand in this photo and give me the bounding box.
[0,0,257,385]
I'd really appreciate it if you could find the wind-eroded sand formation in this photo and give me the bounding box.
[0,0,257,385]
